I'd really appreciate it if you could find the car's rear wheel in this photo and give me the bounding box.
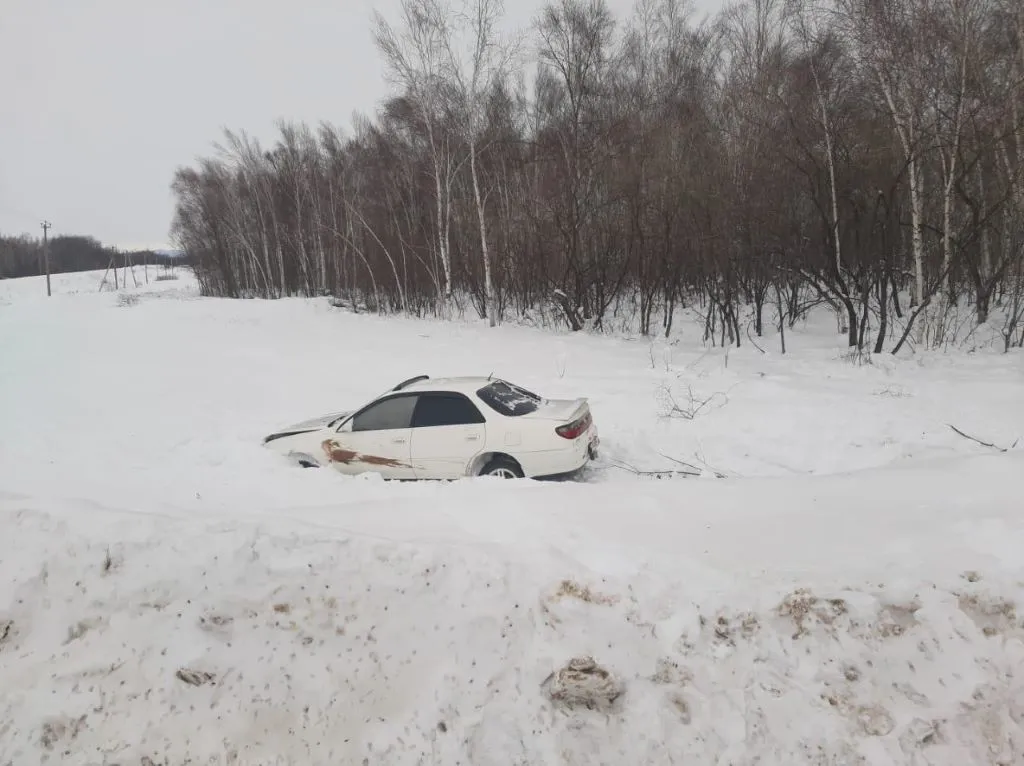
[480,456,524,479]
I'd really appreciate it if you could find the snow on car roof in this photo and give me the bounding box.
[399,376,502,394]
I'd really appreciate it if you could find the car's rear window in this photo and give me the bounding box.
[476,380,541,416]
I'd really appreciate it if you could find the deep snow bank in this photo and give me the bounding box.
[2,454,1024,765]
[3,269,1024,764]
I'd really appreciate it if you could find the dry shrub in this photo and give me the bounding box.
[553,579,619,606]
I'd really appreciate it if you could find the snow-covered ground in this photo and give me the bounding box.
[1,269,1023,765]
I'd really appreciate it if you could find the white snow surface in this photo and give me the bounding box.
[1,269,1024,765]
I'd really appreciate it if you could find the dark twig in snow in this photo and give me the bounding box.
[745,322,767,354]
[657,451,727,479]
[608,459,700,479]
[947,424,1016,453]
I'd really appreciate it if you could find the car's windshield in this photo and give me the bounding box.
[476,380,541,416]
[328,412,351,429]
[331,378,415,429]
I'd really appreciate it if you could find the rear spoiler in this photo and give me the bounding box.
[533,397,589,422]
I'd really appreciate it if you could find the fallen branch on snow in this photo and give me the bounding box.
[606,455,727,480]
[608,459,700,479]
[745,322,767,354]
[947,424,1019,453]
[657,451,728,479]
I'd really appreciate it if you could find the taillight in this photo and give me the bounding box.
[556,412,591,440]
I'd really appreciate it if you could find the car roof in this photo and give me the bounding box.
[395,376,499,395]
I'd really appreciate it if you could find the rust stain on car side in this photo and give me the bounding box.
[321,439,412,469]
[321,440,359,464]
[358,453,411,468]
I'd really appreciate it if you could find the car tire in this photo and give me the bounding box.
[480,456,524,479]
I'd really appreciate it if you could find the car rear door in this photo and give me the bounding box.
[323,394,418,479]
[410,392,487,479]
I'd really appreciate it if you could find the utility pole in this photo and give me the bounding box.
[40,220,52,297]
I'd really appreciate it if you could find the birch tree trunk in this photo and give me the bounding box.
[469,137,495,326]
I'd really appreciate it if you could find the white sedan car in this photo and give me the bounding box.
[263,375,599,480]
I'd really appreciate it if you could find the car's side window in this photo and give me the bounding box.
[413,393,486,428]
[351,395,418,432]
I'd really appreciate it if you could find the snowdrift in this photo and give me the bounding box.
[1,270,1023,764]
[3,452,1023,765]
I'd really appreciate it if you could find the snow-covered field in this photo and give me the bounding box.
[1,269,1023,765]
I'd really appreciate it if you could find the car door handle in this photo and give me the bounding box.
[391,438,407,444]
[466,435,480,441]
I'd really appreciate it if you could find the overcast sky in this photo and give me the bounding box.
[1,0,720,251]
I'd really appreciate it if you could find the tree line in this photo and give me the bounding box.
[170,0,1024,352]
[0,234,185,281]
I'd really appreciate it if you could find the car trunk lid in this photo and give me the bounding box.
[527,397,590,423]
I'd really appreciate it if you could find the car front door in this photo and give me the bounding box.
[410,392,487,479]
[321,394,418,480]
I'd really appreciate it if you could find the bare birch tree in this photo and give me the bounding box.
[835,0,932,313]
[373,0,457,305]
[440,0,518,326]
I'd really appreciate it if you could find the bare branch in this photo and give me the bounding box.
[947,424,1016,452]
